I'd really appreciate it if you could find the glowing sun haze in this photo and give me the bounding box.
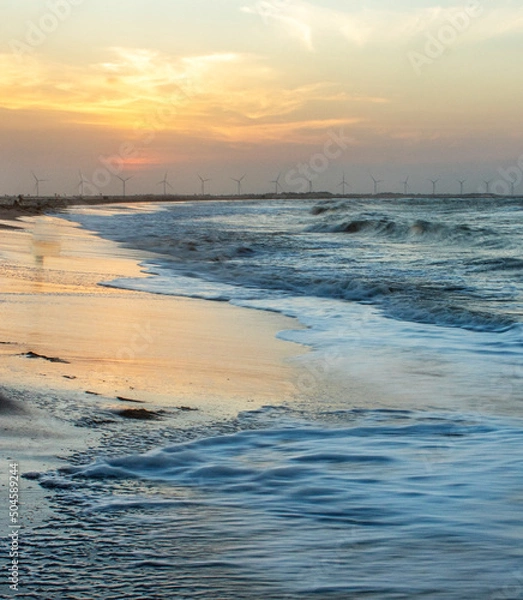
[2,0,522,195]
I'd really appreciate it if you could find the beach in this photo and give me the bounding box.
[0,208,305,534]
[1,199,522,599]
[4,1,523,594]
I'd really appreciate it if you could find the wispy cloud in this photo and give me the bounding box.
[241,1,523,49]
[240,1,439,49]
[241,2,314,49]
[208,117,361,145]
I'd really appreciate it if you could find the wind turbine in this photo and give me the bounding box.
[457,179,466,195]
[270,173,282,195]
[510,181,516,196]
[429,178,439,196]
[305,178,313,193]
[198,174,210,196]
[117,175,132,198]
[370,174,382,196]
[32,171,48,197]
[157,172,173,196]
[483,179,492,194]
[77,170,88,196]
[401,176,410,195]
[231,174,246,196]
[338,172,349,195]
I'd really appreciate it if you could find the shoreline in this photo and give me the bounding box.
[0,210,307,528]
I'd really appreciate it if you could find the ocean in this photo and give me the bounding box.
[22,197,523,599]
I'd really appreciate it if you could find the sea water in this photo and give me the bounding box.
[20,197,523,599]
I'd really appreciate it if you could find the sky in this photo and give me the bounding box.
[2,0,523,196]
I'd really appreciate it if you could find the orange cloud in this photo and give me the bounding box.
[0,47,380,152]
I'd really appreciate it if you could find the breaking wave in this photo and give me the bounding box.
[67,196,523,334]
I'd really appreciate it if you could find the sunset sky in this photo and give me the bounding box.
[2,0,523,196]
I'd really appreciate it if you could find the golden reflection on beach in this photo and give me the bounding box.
[0,214,304,420]
[31,216,62,265]
[29,217,62,297]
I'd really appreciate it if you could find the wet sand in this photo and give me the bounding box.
[0,211,305,525]
[0,212,303,407]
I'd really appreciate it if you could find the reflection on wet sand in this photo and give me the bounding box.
[0,214,304,421]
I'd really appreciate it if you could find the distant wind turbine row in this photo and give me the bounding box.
[20,170,518,197]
